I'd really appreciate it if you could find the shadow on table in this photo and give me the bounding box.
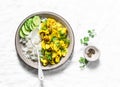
[87,59,100,69]
[17,53,73,77]
[17,54,38,77]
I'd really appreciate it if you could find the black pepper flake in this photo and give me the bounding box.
[87,48,95,58]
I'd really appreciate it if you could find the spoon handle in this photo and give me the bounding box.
[37,49,44,81]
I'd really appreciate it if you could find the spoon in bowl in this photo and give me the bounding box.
[30,29,44,81]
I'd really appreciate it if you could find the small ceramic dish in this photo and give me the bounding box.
[84,45,100,61]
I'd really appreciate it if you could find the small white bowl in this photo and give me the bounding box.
[84,46,100,61]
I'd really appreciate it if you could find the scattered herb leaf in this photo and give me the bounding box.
[79,57,88,69]
[80,29,96,45]
[79,57,88,65]
[88,29,96,38]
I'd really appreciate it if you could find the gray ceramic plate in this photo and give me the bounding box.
[15,12,74,71]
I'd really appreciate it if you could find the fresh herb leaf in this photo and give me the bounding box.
[60,35,67,39]
[79,57,88,69]
[88,29,96,38]
[45,51,52,60]
[64,38,70,45]
[55,42,60,47]
[91,35,94,38]
[88,30,92,33]
[47,55,52,60]
[80,29,96,45]
[79,57,88,64]
[80,37,89,45]
[51,36,57,42]
[83,41,88,46]
[83,37,89,45]
[41,49,45,55]
[79,57,85,63]
[84,37,89,41]
[85,59,89,64]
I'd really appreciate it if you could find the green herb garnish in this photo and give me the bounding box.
[80,36,89,45]
[88,29,96,38]
[80,29,96,45]
[51,36,57,42]
[45,51,52,60]
[79,57,88,69]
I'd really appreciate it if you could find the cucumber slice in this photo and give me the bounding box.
[31,23,37,29]
[29,24,34,30]
[21,25,30,35]
[33,16,40,26]
[24,23,31,31]
[27,19,33,31]
[28,18,33,24]
[29,20,37,30]
[19,30,25,38]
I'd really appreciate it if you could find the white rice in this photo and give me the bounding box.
[20,29,41,61]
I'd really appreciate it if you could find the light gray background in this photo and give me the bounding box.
[0,0,120,87]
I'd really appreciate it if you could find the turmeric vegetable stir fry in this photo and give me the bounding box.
[39,18,70,66]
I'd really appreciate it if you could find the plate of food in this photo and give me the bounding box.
[15,12,74,71]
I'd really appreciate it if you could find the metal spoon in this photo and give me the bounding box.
[30,29,44,81]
